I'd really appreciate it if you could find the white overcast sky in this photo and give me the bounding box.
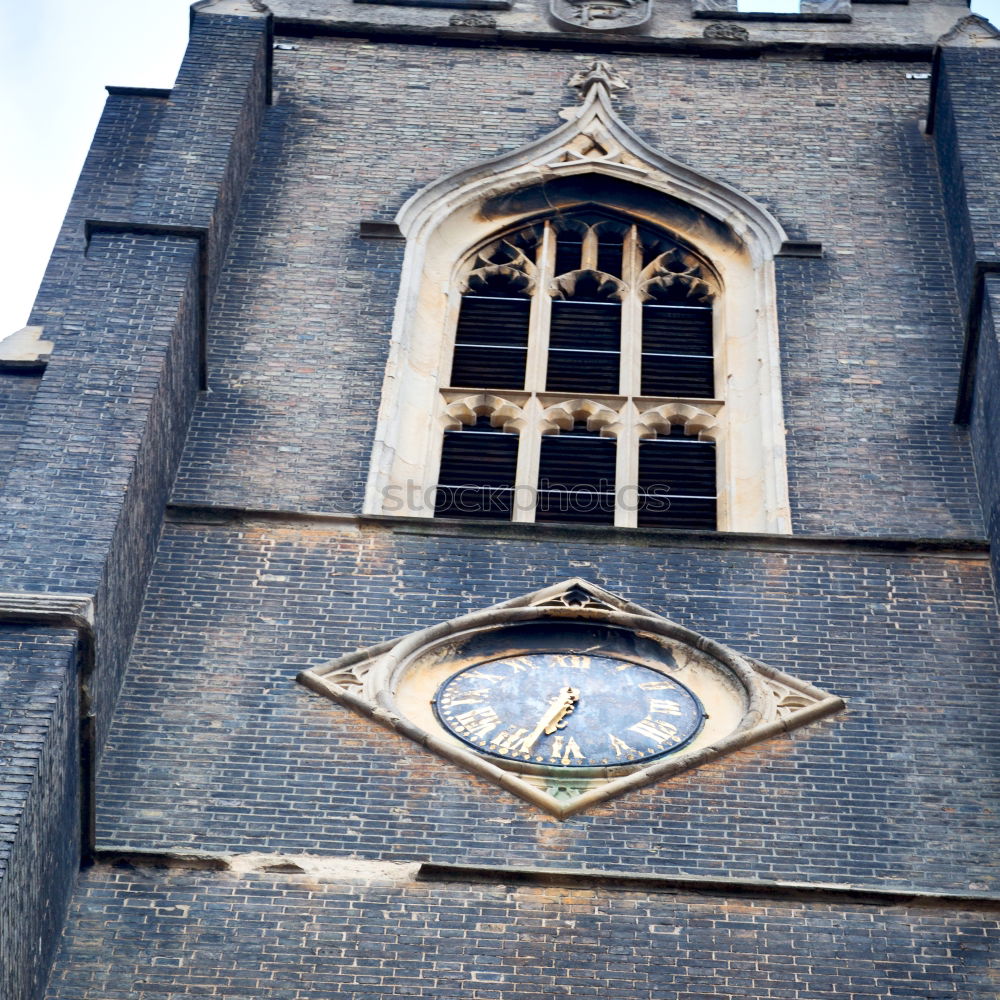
[1,0,998,337]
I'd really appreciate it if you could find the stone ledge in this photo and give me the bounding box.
[418,862,1000,910]
[165,502,991,559]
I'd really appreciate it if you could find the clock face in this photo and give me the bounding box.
[433,652,704,769]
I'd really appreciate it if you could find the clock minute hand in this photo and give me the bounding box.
[520,686,580,754]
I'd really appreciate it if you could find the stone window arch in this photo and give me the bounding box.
[366,62,791,534]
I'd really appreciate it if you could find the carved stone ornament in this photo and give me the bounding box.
[703,21,749,41]
[550,0,650,33]
[936,14,1000,47]
[298,579,844,818]
[449,11,497,25]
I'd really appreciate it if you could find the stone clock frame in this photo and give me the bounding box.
[297,579,844,818]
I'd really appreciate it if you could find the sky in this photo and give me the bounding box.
[1,0,998,338]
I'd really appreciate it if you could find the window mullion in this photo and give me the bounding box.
[615,400,638,528]
[525,221,555,392]
[619,225,642,398]
[512,397,542,523]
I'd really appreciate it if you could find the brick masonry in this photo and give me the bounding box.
[92,519,1000,893]
[0,10,272,998]
[932,48,1000,594]
[972,279,1000,585]
[0,372,41,492]
[172,42,982,539]
[44,864,1000,999]
[4,4,1000,999]
[0,629,79,1000]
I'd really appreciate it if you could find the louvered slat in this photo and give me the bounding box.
[641,304,714,398]
[536,431,616,524]
[435,422,518,520]
[451,297,530,390]
[637,436,716,529]
[546,300,621,394]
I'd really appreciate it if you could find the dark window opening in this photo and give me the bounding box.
[596,238,623,279]
[640,302,714,398]
[547,274,621,395]
[536,421,616,525]
[555,235,584,276]
[451,295,530,390]
[637,424,716,529]
[435,415,519,520]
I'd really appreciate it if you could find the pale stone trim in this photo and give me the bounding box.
[0,591,95,627]
[0,326,53,368]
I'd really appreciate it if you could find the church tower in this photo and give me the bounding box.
[2,1,1000,997]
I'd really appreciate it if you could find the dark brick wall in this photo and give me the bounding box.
[0,11,273,996]
[95,520,1000,893]
[930,48,1000,599]
[45,865,1000,999]
[933,48,1000,296]
[28,92,168,336]
[972,278,1000,589]
[171,41,981,538]
[127,12,272,311]
[0,373,41,492]
[0,6,273,765]
[0,233,202,762]
[17,14,1000,1000]
[0,629,80,1000]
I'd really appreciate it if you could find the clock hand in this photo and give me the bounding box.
[520,685,580,754]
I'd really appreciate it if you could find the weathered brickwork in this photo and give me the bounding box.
[45,864,1000,1000]
[931,49,1000,597]
[0,234,202,763]
[0,629,80,1000]
[0,13,274,996]
[0,372,40,492]
[7,6,1000,999]
[933,48,1000,290]
[171,42,982,539]
[27,92,168,336]
[973,281,1000,587]
[93,519,1000,892]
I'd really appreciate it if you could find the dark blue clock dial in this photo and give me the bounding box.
[433,652,704,768]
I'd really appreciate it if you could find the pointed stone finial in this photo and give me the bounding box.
[568,61,629,101]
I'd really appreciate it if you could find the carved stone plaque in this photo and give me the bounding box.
[549,0,651,33]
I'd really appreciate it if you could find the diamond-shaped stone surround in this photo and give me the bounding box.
[297,579,844,817]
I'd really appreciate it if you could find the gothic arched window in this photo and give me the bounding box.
[433,212,719,528]
[364,62,791,535]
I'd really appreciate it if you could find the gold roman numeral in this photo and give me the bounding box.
[454,706,501,739]
[630,717,679,745]
[639,680,675,691]
[648,698,683,717]
[608,733,637,758]
[443,687,493,709]
[490,727,530,754]
[547,734,585,765]
[554,654,591,671]
[505,657,534,674]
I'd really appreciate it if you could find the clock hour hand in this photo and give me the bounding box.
[520,685,580,754]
